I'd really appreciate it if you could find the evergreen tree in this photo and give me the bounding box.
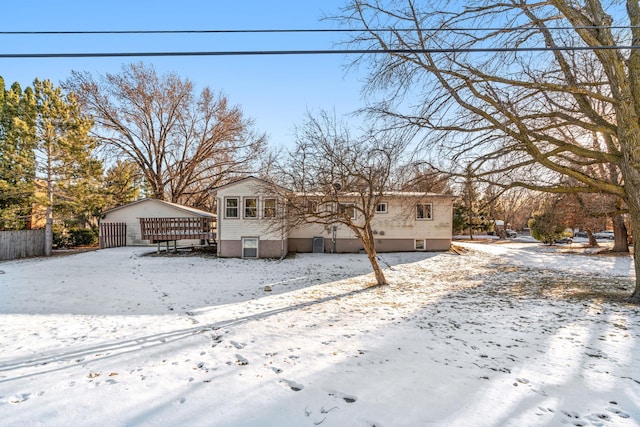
[103,160,142,208]
[0,78,37,230]
[528,210,567,245]
[32,79,102,253]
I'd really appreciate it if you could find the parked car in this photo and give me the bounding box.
[555,237,573,244]
[505,229,517,238]
[574,231,588,238]
[594,230,615,240]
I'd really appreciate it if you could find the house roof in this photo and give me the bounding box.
[209,176,291,193]
[100,198,216,218]
[210,176,453,200]
[292,191,454,199]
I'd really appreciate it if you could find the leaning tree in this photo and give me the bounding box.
[340,0,640,302]
[273,110,407,285]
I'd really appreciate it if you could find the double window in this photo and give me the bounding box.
[416,203,433,220]
[376,202,388,214]
[225,196,277,219]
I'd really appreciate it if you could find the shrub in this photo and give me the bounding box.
[528,212,566,244]
[68,228,98,246]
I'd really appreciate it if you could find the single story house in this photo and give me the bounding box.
[212,176,453,258]
[99,198,216,247]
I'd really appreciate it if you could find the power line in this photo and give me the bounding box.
[1,26,639,35]
[1,45,639,59]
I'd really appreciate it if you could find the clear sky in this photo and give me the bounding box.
[0,0,365,149]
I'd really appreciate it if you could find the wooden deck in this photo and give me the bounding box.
[139,217,216,244]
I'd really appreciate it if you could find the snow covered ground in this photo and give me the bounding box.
[0,241,638,427]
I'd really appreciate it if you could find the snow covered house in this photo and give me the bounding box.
[212,176,453,258]
[99,198,215,247]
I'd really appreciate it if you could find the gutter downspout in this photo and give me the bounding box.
[216,197,222,257]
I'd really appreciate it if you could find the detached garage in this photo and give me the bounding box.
[99,199,216,247]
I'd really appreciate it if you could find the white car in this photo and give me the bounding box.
[594,230,615,240]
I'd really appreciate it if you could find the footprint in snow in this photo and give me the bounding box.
[10,393,31,404]
[280,379,304,391]
[235,354,249,366]
[328,391,357,403]
[606,406,630,418]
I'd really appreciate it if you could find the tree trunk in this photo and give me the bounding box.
[627,202,640,304]
[586,230,599,247]
[631,234,640,303]
[44,138,53,257]
[621,140,640,302]
[366,249,387,285]
[611,214,629,253]
[363,224,387,285]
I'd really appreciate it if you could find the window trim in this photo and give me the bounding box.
[224,197,239,219]
[242,237,259,258]
[306,200,318,214]
[263,198,277,219]
[416,203,433,220]
[338,203,357,219]
[376,202,388,214]
[244,197,258,219]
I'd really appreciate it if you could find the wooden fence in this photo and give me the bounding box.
[0,229,46,261]
[99,222,127,249]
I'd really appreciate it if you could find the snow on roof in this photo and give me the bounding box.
[292,191,453,198]
[209,176,291,193]
[100,198,215,218]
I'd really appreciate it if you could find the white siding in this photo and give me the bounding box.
[288,196,452,240]
[216,178,287,242]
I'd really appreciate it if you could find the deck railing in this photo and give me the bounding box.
[139,217,215,243]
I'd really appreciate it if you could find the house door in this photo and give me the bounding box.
[312,236,324,253]
[242,237,259,258]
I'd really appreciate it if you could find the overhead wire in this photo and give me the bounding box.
[1,26,639,35]
[1,26,639,58]
[1,46,639,59]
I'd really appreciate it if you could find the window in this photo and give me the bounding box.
[416,203,433,220]
[415,239,425,250]
[242,237,258,258]
[376,203,388,214]
[244,197,257,218]
[225,198,239,218]
[306,200,318,214]
[263,198,277,218]
[338,203,356,219]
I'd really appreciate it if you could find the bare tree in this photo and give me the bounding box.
[274,110,407,285]
[340,0,640,302]
[65,62,266,211]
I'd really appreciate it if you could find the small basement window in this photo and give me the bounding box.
[242,237,258,258]
[415,239,425,250]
